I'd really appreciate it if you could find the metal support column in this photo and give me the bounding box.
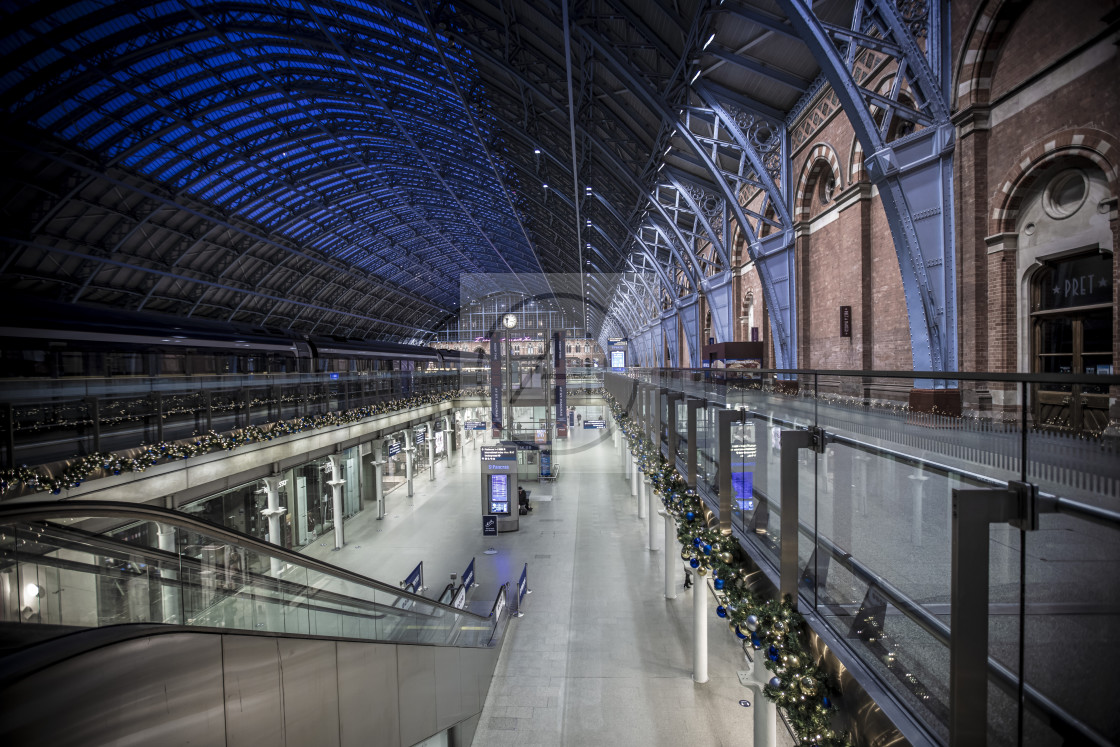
[686,398,705,489]
[950,482,1040,745]
[717,409,739,538]
[779,428,822,607]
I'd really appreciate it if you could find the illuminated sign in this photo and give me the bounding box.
[481,445,517,461]
[489,474,510,515]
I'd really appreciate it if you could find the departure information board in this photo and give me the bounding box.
[489,474,510,515]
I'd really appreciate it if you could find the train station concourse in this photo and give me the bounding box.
[0,1,1118,745]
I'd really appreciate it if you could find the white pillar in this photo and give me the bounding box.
[157,522,179,624]
[638,470,647,519]
[664,515,676,598]
[260,476,287,578]
[328,454,345,550]
[744,652,777,747]
[428,425,436,481]
[648,481,659,551]
[373,449,386,520]
[692,569,708,683]
[405,436,415,497]
[630,452,638,496]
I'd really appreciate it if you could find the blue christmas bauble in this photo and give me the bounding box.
[716,606,726,618]
[689,558,700,568]
[685,511,695,522]
[822,696,831,708]
[714,578,724,590]
[750,631,762,649]
[769,677,781,689]
[693,537,702,547]
[768,645,779,662]
[735,626,747,639]
[701,544,711,555]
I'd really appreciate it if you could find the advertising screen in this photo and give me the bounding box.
[731,420,757,512]
[489,474,510,515]
[610,350,626,369]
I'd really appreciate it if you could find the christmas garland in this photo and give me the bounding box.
[606,395,849,746]
[1,388,488,497]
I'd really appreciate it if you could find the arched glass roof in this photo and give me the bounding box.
[0,0,870,343]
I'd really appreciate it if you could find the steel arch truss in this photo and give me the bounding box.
[778,0,957,378]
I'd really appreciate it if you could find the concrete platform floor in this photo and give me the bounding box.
[301,424,795,746]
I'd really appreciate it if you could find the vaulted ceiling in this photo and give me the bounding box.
[0,0,858,343]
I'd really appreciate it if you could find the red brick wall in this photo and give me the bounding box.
[867,193,911,370]
[954,0,1120,382]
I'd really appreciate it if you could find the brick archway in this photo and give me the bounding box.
[794,143,843,221]
[954,0,1031,110]
[988,128,1120,235]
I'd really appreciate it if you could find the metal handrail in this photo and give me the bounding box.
[633,365,1120,387]
[0,500,491,622]
[651,402,1118,747]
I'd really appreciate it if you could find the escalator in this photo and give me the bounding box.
[0,501,512,746]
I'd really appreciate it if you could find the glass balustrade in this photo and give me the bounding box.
[611,367,1120,745]
[0,504,498,650]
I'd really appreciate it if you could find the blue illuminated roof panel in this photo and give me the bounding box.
[0,1,545,313]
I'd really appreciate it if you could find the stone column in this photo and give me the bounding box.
[328,454,346,550]
[259,475,287,577]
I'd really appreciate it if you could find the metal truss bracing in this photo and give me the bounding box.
[777,0,957,378]
[0,0,958,376]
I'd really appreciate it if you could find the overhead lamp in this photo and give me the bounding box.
[542,182,549,189]
[690,68,702,85]
[703,33,716,50]
[664,144,672,155]
[534,148,541,154]
[657,163,666,172]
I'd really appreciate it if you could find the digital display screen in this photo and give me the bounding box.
[611,350,625,368]
[489,474,510,515]
[732,421,756,512]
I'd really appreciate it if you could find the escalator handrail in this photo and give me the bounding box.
[0,500,491,622]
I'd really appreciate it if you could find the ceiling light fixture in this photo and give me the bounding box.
[703,33,716,50]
